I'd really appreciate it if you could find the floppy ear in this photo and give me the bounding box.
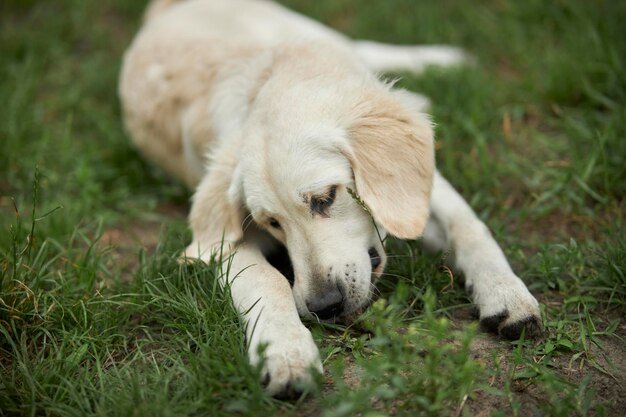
[344,91,435,239]
[184,145,245,261]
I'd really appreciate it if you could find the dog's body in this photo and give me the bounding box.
[120,0,542,397]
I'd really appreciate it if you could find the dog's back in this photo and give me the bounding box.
[143,0,346,45]
[119,0,354,186]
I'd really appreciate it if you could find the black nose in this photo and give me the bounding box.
[307,283,344,320]
[368,247,381,269]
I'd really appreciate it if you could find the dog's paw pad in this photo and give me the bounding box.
[270,378,312,400]
[500,315,544,340]
[480,310,544,340]
[261,372,271,388]
[479,311,509,334]
[263,367,318,400]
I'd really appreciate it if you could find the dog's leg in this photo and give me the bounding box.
[353,40,471,75]
[424,171,542,339]
[217,243,322,398]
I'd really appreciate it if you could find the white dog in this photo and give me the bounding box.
[119,0,542,398]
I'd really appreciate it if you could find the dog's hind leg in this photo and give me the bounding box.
[423,171,543,339]
[353,41,471,75]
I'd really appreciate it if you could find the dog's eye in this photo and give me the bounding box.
[310,185,337,216]
[268,217,281,229]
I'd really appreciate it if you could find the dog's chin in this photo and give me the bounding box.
[333,279,379,324]
[302,296,375,324]
[336,305,369,324]
[337,293,379,324]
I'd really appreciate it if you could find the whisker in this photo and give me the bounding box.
[241,213,255,232]
[376,271,414,280]
[383,254,421,260]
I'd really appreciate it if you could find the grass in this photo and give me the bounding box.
[1,0,625,416]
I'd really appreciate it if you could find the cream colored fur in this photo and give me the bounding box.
[120,0,541,398]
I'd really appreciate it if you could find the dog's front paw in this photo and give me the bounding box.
[471,274,543,339]
[250,323,322,399]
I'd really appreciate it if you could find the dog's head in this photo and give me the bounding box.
[238,83,434,321]
[189,82,434,322]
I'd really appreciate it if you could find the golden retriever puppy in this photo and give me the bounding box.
[119,0,542,398]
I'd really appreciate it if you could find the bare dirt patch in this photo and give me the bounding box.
[97,202,187,284]
[509,199,626,251]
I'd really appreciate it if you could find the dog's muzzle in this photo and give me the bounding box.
[306,281,344,320]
